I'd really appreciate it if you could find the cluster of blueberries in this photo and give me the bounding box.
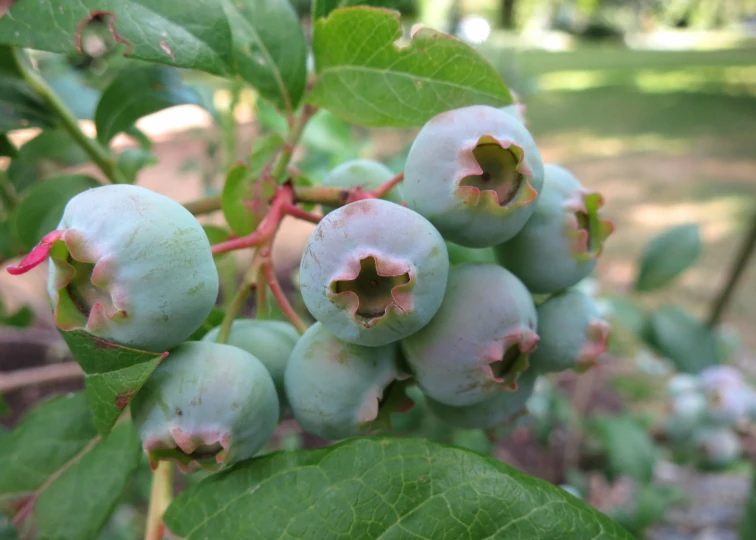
[664,366,756,468]
[9,103,614,473]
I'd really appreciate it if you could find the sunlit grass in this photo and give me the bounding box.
[537,65,756,97]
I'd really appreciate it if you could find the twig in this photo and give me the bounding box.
[563,369,597,473]
[144,461,173,540]
[255,264,269,319]
[182,195,222,216]
[294,172,405,208]
[708,207,756,327]
[0,362,83,394]
[366,171,403,200]
[9,48,128,185]
[283,202,321,224]
[210,185,292,256]
[215,251,262,344]
[270,104,318,181]
[262,259,308,334]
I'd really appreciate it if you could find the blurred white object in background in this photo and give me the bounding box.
[458,15,490,45]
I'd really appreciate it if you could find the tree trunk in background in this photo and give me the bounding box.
[501,0,516,29]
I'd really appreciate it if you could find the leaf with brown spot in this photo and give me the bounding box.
[60,329,167,435]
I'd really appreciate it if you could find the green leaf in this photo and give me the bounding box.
[95,66,207,145]
[0,47,56,132]
[222,0,308,114]
[0,134,17,158]
[0,3,306,114]
[0,304,34,328]
[635,224,701,292]
[59,330,167,435]
[0,394,97,499]
[7,130,90,193]
[0,4,235,79]
[646,305,718,373]
[46,71,101,121]
[165,437,632,539]
[0,396,9,419]
[203,225,231,247]
[312,0,406,23]
[741,473,756,540]
[33,422,141,540]
[590,415,658,484]
[187,307,226,341]
[0,393,141,540]
[310,7,513,128]
[0,219,19,260]
[0,517,17,540]
[116,148,158,184]
[606,296,648,339]
[612,485,684,536]
[13,174,102,251]
[222,133,284,237]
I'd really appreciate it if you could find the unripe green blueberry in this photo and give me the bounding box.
[445,241,497,266]
[201,319,299,407]
[404,105,544,248]
[699,366,752,427]
[131,341,279,472]
[401,263,539,407]
[664,392,706,444]
[284,322,407,440]
[494,165,613,294]
[500,90,527,125]
[299,199,449,346]
[426,366,538,429]
[529,290,610,374]
[321,159,402,213]
[693,426,741,469]
[9,184,219,352]
[666,374,702,398]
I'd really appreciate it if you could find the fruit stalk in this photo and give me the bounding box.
[262,258,308,334]
[182,194,222,215]
[9,48,129,185]
[293,172,405,207]
[144,461,173,540]
[210,186,293,255]
[215,252,263,344]
[708,207,756,326]
[270,103,318,181]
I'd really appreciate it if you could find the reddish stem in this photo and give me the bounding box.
[262,260,308,334]
[211,186,293,256]
[369,171,404,199]
[283,202,322,224]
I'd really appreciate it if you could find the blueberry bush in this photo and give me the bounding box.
[3,1,750,539]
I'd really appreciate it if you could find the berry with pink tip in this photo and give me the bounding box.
[131,341,279,473]
[494,164,613,294]
[401,263,539,407]
[403,105,544,248]
[8,184,219,352]
[426,366,538,429]
[321,159,403,214]
[202,319,299,407]
[529,289,610,374]
[284,322,408,440]
[299,198,449,347]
